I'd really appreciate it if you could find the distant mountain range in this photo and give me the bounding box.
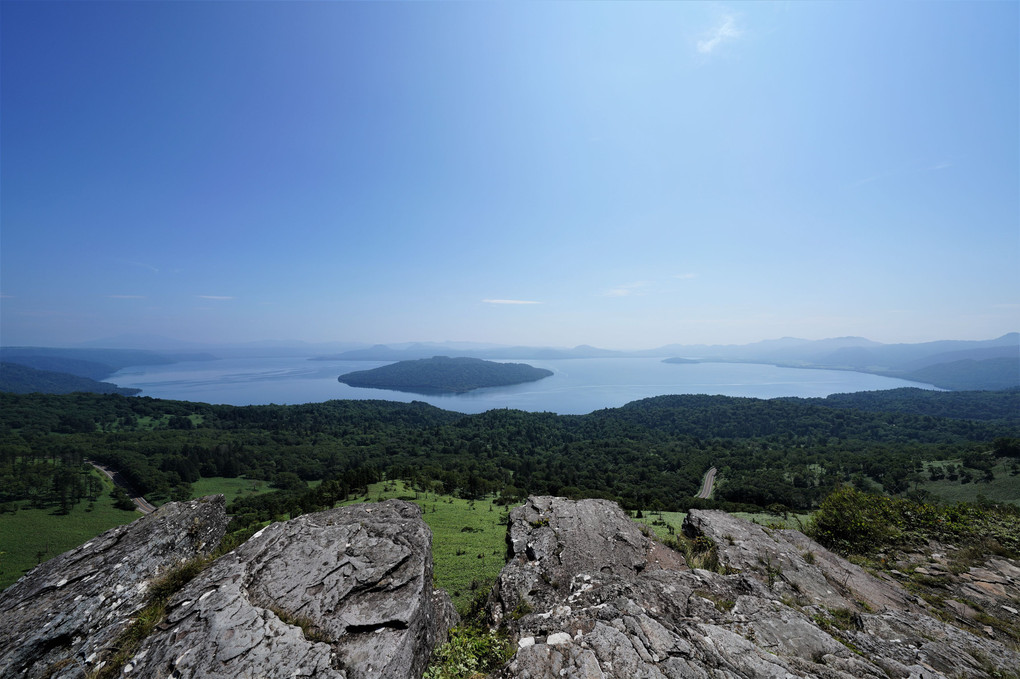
[314,342,621,361]
[309,334,1015,363]
[1,334,1016,394]
[313,334,1019,391]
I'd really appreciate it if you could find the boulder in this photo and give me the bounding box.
[489,495,684,628]
[0,496,229,679]
[124,499,456,679]
[0,498,455,679]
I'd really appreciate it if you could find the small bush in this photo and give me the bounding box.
[424,625,513,679]
[806,486,897,555]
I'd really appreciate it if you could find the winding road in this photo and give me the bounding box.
[87,461,157,514]
[696,466,717,500]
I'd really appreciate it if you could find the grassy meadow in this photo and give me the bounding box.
[0,471,138,589]
[917,460,1020,505]
[189,476,274,505]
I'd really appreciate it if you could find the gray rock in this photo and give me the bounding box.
[490,496,684,628]
[124,499,456,679]
[0,496,228,679]
[682,509,922,614]
[490,497,1020,679]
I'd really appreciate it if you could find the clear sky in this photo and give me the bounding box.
[2,1,1017,349]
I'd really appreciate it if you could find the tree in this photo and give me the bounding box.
[111,487,136,512]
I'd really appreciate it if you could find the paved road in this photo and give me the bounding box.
[87,461,157,514]
[696,466,717,499]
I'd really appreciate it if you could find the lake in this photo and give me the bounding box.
[109,357,939,415]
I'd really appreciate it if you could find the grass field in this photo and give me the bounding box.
[0,471,139,590]
[918,460,1020,505]
[189,476,274,504]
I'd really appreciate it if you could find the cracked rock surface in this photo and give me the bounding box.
[0,496,228,679]
[126,499,456,679]
[490,498,1020,679]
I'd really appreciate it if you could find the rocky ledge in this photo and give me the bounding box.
[0,496,228,679]
[0,498,455,679]
[490,497,1020,679]
[3,494,1017,679]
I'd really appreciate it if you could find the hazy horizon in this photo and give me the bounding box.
[2,2,1017,349]
[3,330,1017,355]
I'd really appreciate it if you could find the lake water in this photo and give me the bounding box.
[110,357,938,415]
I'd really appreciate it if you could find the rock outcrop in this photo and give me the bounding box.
[490,498,1020,679]
[0,496,229,679]
[868,544,1020,651]
[682,508,924,614]
[127,499,456,679]
[6,492,1017,679]
[0,498,456,679]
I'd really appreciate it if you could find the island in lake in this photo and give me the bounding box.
[338,356,554,394]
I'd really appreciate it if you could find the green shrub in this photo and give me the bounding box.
[808,486,1020,557]
[806,486,897,554]
[424,625,513,679]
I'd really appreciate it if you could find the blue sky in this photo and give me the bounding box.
[2,1,1017,349]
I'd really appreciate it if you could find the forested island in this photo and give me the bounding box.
[337,356,553,394]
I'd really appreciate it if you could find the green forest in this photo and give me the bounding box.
[2,388,1017,524]
[1,387,1018,593]
[0,362,141,396]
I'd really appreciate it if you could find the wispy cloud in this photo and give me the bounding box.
[929,161,952,170]
[197,295,234,301]
[698,15,741,54]
[604,282,649,298]
[107,294,145,299]
[482,299,541,305]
